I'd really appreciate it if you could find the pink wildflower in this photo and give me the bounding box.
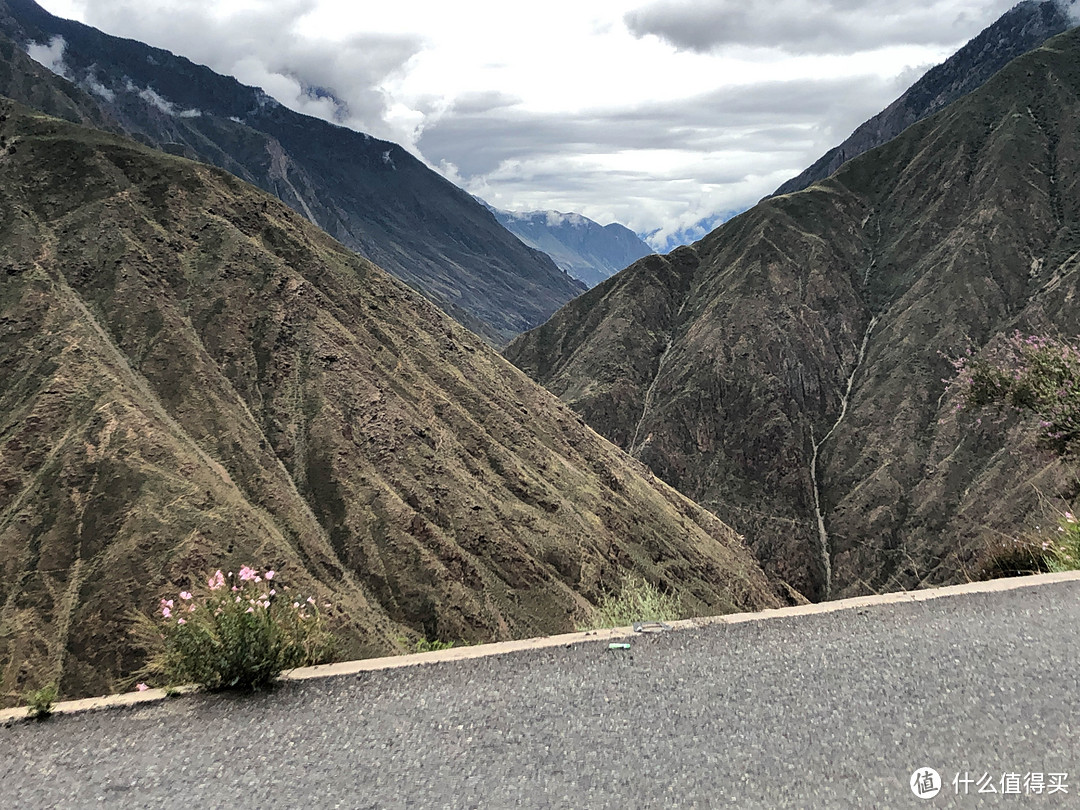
[136,683,149,692]
[265,570,275,581]
[179,591,192,601]
[208,570,225,591]
[246,607,255,614]
[307,596,316,605]
[238,565,257,582]
[162,606,172,619]
[292,602,300,609]
[177,618,186,625]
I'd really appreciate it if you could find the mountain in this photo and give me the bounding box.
[0,0,585,345]
[486,205,654,288]
[0,98,784,707]
[771,0,1076,198]
[507,26,1080,600]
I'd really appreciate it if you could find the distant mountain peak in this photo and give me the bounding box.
[483,203,653,288]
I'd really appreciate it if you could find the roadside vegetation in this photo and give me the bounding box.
[132,567,335,691]
[24,682,58,720]
[952,333,1080,577]
[577,575,684,631]
[411,638,461,653]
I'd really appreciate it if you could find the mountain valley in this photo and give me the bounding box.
[2,0,1078,711]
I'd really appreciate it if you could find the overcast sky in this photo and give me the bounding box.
[37,0,1030,247]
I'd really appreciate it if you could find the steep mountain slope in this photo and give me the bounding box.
[487,206,654,288]
[0,0,584,345]
[772,0,1075,197]
[508,27,1080,600]
[0,99,781,707]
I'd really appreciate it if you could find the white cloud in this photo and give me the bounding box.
[42,0,424,148]
[26,35,70,77]
[624,0,1019,54]
[136,85,170,112]
[418,71,909,247]
[25,35,120,104]
[120,80,202,117]
[85,76,115,101]
[1057,0,1080,23]
[36,0,1033,246]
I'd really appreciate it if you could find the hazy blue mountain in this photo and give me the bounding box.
[485,204,653,288]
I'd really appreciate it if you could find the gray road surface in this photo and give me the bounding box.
[2,581,1078,809]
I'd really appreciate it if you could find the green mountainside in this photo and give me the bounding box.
[507,27,1080,600]
[0,0,585,345]
[0,99,782,707]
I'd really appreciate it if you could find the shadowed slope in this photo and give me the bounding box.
[0,0,585,345]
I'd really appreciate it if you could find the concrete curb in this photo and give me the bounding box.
[4,570,1078,725]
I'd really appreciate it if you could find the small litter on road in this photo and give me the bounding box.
[608,643,632,650]
[633,621,671,634]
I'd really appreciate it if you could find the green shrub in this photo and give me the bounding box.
[975,511,1080,580]
[578,574,683,631]
[974,535,1055,580]
[25,682,58,720]
[133,566,335,691]
[952,335,1080,576]
[413,638,458,653]
[1047,511,1080,572]
[952,333,1080,457]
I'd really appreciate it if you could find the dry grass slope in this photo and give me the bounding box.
[0,100,781,707]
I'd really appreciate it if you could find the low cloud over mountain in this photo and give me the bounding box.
[43,0,424,145]
[624,0,1024,54]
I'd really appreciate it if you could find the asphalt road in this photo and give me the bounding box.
[2,580,1078,809]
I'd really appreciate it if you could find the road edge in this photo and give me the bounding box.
[4,570,1078,724]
